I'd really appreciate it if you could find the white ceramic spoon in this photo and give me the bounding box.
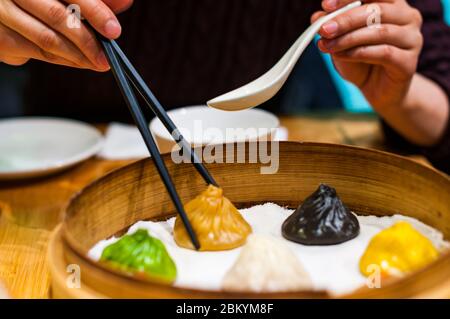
[207,1,362,111]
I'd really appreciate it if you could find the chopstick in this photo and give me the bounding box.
[97,35,201,250]
[110,40,217,187]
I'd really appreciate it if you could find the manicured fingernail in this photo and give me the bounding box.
[97,51,109,68]
[322,21,338,35]
[324,0,338,10]
[318,41,328,52]
[324,40,336,51]
[104,19,121,38]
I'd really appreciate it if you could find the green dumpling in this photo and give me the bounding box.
[100,229,177,284]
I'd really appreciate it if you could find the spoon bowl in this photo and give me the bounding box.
[207,1,362,111]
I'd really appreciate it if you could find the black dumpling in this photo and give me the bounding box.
[282,184,360,245]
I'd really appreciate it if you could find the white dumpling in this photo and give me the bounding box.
[0,282,9,299]
[222,234,312,292]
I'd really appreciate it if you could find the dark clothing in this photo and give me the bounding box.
[24,0,450,173]
[25,0,321,121]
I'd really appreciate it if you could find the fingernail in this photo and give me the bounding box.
[104,19,121,38]
[97,51,109,68]
[324,0,338,10]
[324,39,336,51]
[322,21,338,36]
[318,41,328,53]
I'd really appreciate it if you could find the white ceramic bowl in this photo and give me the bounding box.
[0,117,103,180]
[150,106,279,154]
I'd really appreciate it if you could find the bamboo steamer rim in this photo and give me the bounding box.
[48,225,106,299]
[50,226,450,298]
[59,142,450,298]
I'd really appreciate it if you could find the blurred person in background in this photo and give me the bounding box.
[0,0,448,173]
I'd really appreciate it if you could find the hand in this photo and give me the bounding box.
[312,0,423,111]
[0,0,133,71]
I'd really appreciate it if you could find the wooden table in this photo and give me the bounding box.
[0,114,429,298]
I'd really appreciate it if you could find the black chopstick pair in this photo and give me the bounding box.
[96,32,217,250]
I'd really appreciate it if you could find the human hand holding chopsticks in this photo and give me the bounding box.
[0,0,133,70]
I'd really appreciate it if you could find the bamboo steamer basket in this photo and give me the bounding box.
[48,142,450,298]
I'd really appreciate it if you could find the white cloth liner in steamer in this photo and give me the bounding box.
[89,203,449,296]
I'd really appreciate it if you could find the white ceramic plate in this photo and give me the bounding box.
[150,105,279,153]
[0,117,104,180]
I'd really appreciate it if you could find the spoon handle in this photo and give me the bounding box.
[267,1,363,89]
[206,1,362,111]
[287,1,363,69]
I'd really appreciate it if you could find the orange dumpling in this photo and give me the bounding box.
[174,185,252,251]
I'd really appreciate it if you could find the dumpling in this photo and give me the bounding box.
[222,235,312,292]
[0,282,9,299]
[360,221,439,277]
[101,229,177,284]
[174,185,252,251]
[282,184,360,245]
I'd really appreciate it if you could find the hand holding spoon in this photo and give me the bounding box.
[207,1,362,111]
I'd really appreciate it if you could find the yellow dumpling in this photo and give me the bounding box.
[360,221,439,277]
[174,185,252,251]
